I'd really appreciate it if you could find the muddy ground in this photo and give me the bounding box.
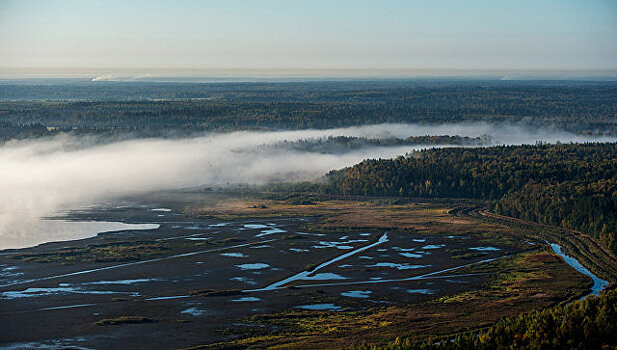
[0,191,588,349]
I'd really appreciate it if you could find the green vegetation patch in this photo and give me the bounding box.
[388,288,617,350]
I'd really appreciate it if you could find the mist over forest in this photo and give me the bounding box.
[1,80,616,246]
[1,80,616,349]
[2,0,617,347]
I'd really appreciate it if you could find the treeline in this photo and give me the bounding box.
[0,121,57,141]
[270,135,488,154]
[0,121,174,144]
[495,181,617,254]
[322,143,617,253]
[378,288,617,350]
[1,80,616,134]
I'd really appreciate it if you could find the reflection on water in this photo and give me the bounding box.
[181,307,205,316]
[399,252,424,258]
[1,286,138,300]
[82,279,157,285]
[1,220,160,250]
[221,252,247,258]
[248,233,389,292]
[469,246,500,251]
[150,208,171,212]
[300,272,347,281]
[406,289,435,294]
[550,243,609,299]
[231,297,261,302]
[297,303,342,311]
[369,262,430,270]
[236,263,270,270]
[341,290,372,298]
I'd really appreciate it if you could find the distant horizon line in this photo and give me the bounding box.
[2,67,617,79]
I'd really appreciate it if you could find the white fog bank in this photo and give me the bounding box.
[0,123,614,249]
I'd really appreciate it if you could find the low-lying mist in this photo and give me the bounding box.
[1,122,614,249]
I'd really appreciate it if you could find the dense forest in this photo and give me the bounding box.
[0,121,53,141]
[379,288,617,350]
[323,143,617,254]
[267,135,488,154]
[1,80,616,135]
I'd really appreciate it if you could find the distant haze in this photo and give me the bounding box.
[1,0,616,75]
[0,123,615,249]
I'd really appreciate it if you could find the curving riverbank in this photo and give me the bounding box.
[550,243,609,299]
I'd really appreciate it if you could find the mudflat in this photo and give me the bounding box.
[0,192,591,349]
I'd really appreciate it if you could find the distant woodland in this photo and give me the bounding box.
[1,80,616,140]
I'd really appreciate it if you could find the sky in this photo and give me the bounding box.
[0,0,616,75]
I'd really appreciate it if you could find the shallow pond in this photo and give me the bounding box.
[297,303,342,311]
[469,246,500,251]
[406,289,435,294]
[1,220,160,250]
[221,252,247,258]
[1,286,137,300]
[236,263,270,270]
[232,297,261,302]
[341,290,372,298]
[181,307,205,316]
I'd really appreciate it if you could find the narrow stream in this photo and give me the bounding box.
[550,243,609,299]
[246,233,389,292]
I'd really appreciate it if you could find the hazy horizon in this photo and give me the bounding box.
[1,0,616,75]
[2,68,617,81]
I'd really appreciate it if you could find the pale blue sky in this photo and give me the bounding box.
[0,0,616,73]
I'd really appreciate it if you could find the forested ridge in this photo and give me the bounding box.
[323,143,617,254]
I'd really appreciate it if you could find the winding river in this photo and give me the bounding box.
[550,243,609,299]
